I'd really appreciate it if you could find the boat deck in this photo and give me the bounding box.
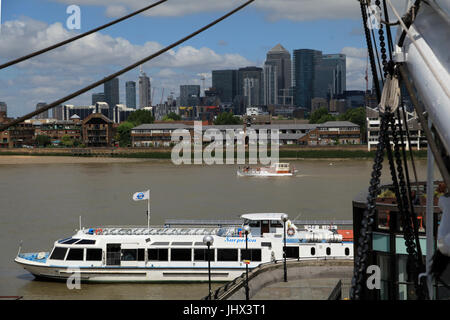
[82,226,243,237]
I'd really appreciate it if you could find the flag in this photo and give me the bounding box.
[133,190,150,201]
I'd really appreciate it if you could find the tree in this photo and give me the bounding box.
[127,110,154,126]
[61,135,74,147]
[36,135,51,147]
[309,107,333,124]
[162,112,181,121]
[115,121,135,147]
[213,111,242,125]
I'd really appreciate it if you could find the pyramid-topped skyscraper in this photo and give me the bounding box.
[264,44,292,105]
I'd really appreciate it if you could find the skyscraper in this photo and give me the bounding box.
[212,70,238,104]
[238,67,263,109]
[126,81,136,109]
[293,49,322,109]
[265,44,292,105]
[139,69,151,109]
[35,102,49,119]
[314,54,346,100]
[179,85,200,106]
[263,62,278,105]
[104,77,119,117]
[0,102,7,115]
[92,92,106,105]
[243,78,261,108]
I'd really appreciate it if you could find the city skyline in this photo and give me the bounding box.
[0,0,378,117]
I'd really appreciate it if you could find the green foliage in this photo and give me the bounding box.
[163,112,181,121]
[127,110,154,126]
[338,107,367,139]
[213,111,242,125]
[115,121,135,147]
[36,135,51,147]
[309,107,336,124]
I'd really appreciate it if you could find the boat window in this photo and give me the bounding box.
[148,248,168,261]
[62,238,80,244]
[194,242,206,246]
[171,242,192,246]
[326,247,331,255]
[285,247,299,259]
[57,237,71,244]
[86,249,102,261]
[171,249,192,261]
[310,247,316,256]
[241,249,262,262]
[151,242,170,246]
[261,242,272,247]
[121,249,145,261]
[194,249,215,261]
[50,247,68,260]
[345,248,350,256]
[76,239,96,245]
[248,220,260,228]
[217,249,238,261]
[66,248,84,261]
[270,220,283,228]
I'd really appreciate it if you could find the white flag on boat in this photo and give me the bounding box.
[133,190,150,201]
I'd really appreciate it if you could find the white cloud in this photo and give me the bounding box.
[341,47,369,90]
[0,17,253,117]
[105,5,128,18]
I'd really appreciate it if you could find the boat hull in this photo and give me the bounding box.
[15,258,245,283]
[237,170,293,177]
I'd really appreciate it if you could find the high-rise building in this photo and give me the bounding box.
[92,92,106,105]
[265,44,292,105]
[243,77,261,108]
[104,77,119,117]
[52,104,63,120]
[211,70,238,104]
[238,67,263,109]
[35,102,49,119]
[0,102,7,115]
[293,49,322,109]
[126,81,137,109]
[314,54,346,100]
[263,62,278,105]
[179,85,200,106]
[139,69,151,109]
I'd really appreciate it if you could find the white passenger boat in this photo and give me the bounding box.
[15,213,353,283]
[237,163,296,177]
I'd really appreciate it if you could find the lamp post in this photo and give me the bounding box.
[243,224,250,300]
[203,235,214,300]
[281,214,288,282]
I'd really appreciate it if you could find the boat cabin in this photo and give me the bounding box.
[241,213,287,237]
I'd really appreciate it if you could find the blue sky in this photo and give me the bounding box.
[0,0,370,117]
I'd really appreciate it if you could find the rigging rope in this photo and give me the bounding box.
[0,0,168,70]
[0,0,255,132]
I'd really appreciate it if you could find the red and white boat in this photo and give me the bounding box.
[237,163,296,177]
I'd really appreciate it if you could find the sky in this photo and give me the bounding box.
[0,0,392,118]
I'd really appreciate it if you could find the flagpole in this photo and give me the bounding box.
[147,189,150,229]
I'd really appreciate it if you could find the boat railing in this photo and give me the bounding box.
[81,226,220,236]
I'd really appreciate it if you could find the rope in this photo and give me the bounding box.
[0,0,168,70]
[0,0,255,132]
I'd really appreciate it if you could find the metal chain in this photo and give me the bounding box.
[350,112,389,300]
[375,0,389,78]
[388,113,426,299]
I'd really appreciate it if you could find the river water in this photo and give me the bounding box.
[0,157,439,299]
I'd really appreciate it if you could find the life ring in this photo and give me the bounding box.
[287,227,295,236]
[95,228,103,235]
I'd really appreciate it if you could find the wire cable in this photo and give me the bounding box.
[0,0,255,132]
[0,0,168,70]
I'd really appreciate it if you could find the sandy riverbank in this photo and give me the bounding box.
[0,155,151,165]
